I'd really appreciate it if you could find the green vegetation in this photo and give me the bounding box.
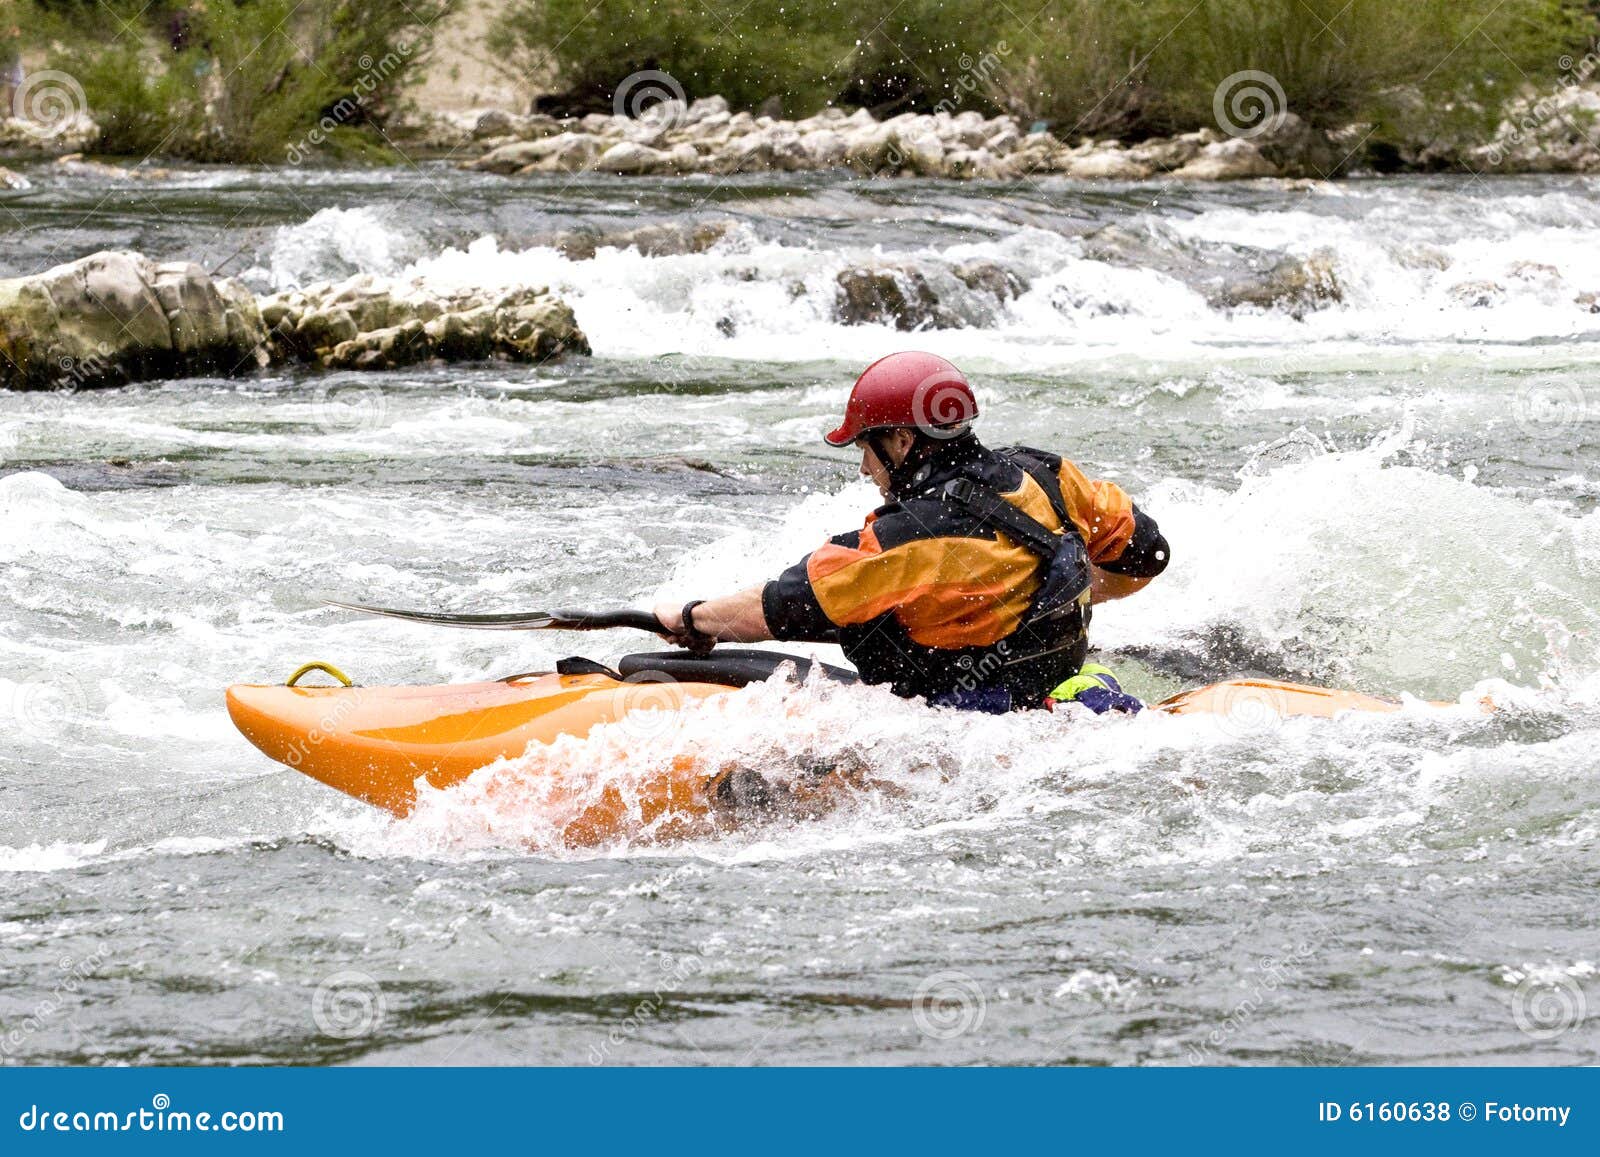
[22,0,448,162]
[491,0,1592,140]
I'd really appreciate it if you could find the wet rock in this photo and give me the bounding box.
[526,133,606,173]
[1447,280,1505,308]
[472,109,516,140]
[471,110,559,143]
[1248,112,1341,177]
[0,250,266,391]
[261,278,589,370]
[685,95,730,123]
[954,260,1028,302]
[467,138,561,174]
[1172,138,1280,180]
[55,153,174,181]
[1392,244,1451,271]
[835,266,965,330]
[942,148,998,179]
[0,112,98,152]
[1060,148,1154,180]
[1209,253,1342,317]
[551,219,736,260]
[1506,260,1563,284]
[1124,130,1218,172]
[1474,82,1600,173]
[1449,280,1510,308]
[595,141,673,174]
[800,129,847,167]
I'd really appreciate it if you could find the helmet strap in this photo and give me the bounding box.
[870,429,948,499]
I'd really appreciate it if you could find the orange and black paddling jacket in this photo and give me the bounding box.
[761,435,1169,708]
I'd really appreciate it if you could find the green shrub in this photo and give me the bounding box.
[38,0,449,162]
[992,0,1589,139]
[488,0,1014,117]
[491,0,1590,142]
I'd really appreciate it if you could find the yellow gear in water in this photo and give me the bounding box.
[1048,663,1120,702]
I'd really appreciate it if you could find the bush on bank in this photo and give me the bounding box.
[491,0,1591,143]
[27,0,448,162]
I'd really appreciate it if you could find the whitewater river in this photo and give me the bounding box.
[1,164,1597,1065]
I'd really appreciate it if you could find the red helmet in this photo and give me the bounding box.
[823,352,978,447]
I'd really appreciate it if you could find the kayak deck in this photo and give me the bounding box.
[227,666,1417,845]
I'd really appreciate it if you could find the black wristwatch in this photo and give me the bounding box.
[681,599,713,651]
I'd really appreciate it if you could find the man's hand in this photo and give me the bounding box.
[651,601,709,652]
[651,588,776,648]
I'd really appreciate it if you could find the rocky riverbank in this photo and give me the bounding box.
[457,100,1341,181]
[426,85,1600,180]
[0,251,589,392]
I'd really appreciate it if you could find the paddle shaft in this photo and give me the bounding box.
[324,601,669,635]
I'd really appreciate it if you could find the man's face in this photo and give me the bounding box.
[855,429,914,497]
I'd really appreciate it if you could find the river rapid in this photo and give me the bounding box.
[1,163,1597,1065]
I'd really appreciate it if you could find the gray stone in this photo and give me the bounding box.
[0,250,267,391]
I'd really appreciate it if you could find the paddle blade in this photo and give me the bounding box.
[323,601,666,634]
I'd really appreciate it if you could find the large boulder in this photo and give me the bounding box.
[1207,252,1343,317]
[1248,112,1342,177]
[259,277,590,370]
[835,266,965,330]
[1172,138,1281,180]
[0,250,267,391]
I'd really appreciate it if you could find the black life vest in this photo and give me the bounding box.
[836,446,1092,706]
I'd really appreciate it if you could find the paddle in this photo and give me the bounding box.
[323,600,670,636]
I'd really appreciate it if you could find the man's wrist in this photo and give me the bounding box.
[682,599,711,642]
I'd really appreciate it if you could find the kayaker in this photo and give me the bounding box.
[653,352,1168,713]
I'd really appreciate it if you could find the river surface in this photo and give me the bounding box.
[1,163,1598,1065]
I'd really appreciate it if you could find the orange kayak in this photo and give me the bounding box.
[226,652,1418,846]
